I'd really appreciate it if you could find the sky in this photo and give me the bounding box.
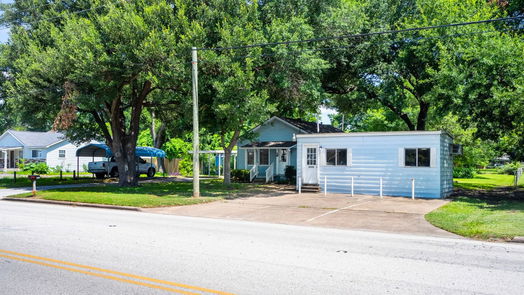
[0,0,13,43]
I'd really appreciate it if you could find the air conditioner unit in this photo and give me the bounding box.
[450,144,462,155]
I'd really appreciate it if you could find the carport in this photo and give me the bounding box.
[76,143,166,176]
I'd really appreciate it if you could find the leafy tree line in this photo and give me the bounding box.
[0,0,522,186]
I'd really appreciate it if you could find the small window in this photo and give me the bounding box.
[59,150,66,158]
[405,148,431,167]
[32,150,41,158]
[280,149,288,162]
[259,149,269,165]
[247,149,255,165]
[326,149,347,166]
[306,148,317,165]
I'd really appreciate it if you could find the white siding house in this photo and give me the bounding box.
[296,131,454,199]
[0,130,101,172]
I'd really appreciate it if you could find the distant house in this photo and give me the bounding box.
[237,116,344,181]
[238,117,456,199]
[0,130,101,172]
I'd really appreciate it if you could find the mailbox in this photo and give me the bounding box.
[28,175,41,181]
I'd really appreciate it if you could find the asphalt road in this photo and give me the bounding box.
[1,201,523,295]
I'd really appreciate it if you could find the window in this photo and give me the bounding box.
[247,149,255,165]
[32,150,41,158]
[306,148,317,165]
[259,149,269,165]
[279,149,288,162]
[59,150,66,158]
[405,148,431,167]
[326,149,347,166]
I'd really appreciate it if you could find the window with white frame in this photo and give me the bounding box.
[259,149,269,165]
[31,150,42,158]
[59,150,66,158]
[247,149,255,165]
[326,149,347,166]
[405,148,430,167]
[306,148,317,165]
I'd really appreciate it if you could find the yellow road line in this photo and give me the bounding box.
[0,254,199,295]
[0,249,234,295]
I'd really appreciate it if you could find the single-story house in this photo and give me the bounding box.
[237,116,344,181]
[238,117,456,198]
[0,130,102,172]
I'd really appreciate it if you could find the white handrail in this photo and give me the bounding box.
[249,165,258,182]
[265,163,274,183]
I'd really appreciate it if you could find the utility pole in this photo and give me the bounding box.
[191,47,200,198]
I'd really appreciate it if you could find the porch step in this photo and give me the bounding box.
[253,177,266,183]
[301,184,320,193]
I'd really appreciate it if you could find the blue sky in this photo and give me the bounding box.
[0,0,13,43]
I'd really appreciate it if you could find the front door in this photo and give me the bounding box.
[277,149,288,175]
[9,151,15,168]
[302,145,318,184]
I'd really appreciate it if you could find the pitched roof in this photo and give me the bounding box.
[278,117,343,134]
[241,141,297,148]
[7,130,65,147]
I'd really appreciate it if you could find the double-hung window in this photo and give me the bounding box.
[31,150,42,158]
[405,148,430,167]
[326,149,347,166]
[59,150,66,158]
[247,149,255,166]
[259,149,269,165]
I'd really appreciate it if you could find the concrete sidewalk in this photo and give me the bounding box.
[144,192,455,237]
[0,183,107,198]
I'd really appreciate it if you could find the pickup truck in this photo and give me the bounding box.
[88,157,156,179]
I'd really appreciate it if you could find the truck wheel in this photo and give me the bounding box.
[95,173,105,179]
[147,168,156,178]
[110,168,119,178]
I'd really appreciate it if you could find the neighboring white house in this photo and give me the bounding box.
[0,130,101,172]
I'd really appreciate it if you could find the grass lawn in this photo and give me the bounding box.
[453,173,518,190]
[0,177,102,189]
[10,179,259,208]
[426,197,524,240]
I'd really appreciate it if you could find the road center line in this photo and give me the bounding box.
[0,249,234,295]
[306,201,373,222]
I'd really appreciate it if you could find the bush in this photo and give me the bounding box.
[178,159,193,176]
[496,162,522,175]
[285,165,296,184]
[453,167,477,178]
[231,169,250,182]
[20,162,50,174]
[51,165,63,173]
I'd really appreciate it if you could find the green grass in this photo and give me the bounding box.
[454,173,517,190]
[11,179,258,208]
[426,197,524,240]
[0,177,102,188]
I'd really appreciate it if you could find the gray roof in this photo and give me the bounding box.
[278,117,344,134]
[7,130,65,147]
[241,141,296,148]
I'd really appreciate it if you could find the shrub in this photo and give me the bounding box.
[453,167,477,178]
[178,159,193,176]
[21,162,50,174]
[231,169,250,182]
[284,165,296,184]
[496,162,522,175]
[51,165,63,173]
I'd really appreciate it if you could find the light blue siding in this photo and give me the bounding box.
[297,133,452,199]
[440,134,454,197]
[0,133,23,148]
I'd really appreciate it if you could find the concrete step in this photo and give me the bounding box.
[301,184,320,192]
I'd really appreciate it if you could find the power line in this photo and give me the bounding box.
[196,16,524,51]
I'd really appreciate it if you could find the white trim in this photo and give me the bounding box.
[297,131,449,138]
[238,145,296,150]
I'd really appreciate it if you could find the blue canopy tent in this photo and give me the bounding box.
[76,143,166,177]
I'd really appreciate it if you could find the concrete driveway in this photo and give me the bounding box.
[144,191,455,237]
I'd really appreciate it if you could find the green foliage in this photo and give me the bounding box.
[285,165,297,184]
[163,138,192,160]
[178,159,193,177]
[231,169,250,182]
[20,162,50,174]
[453,167,477,179]
[496,162,522,175]
[50,165,63,173]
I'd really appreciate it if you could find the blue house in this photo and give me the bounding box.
[238,117,456,198]
[237,116,343,182]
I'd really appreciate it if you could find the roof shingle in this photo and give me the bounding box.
[278,117,343,134]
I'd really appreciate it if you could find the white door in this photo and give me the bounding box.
[277,149,288,175]
[302,145,319,184]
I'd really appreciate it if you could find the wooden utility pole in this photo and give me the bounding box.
[191,47,200,197]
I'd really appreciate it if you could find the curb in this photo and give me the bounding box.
[510,236,524,243]
[2,197,141,211]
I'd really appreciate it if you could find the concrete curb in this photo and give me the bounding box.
[2,197,141,211]
[510,236,524,243]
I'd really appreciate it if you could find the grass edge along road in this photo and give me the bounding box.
[0,249,234,295]
[8,179,260,208]
[427,172,524,240]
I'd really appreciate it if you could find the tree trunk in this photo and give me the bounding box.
[416,101,429,131]
[221,129,241,186]
[112,135,139,187]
